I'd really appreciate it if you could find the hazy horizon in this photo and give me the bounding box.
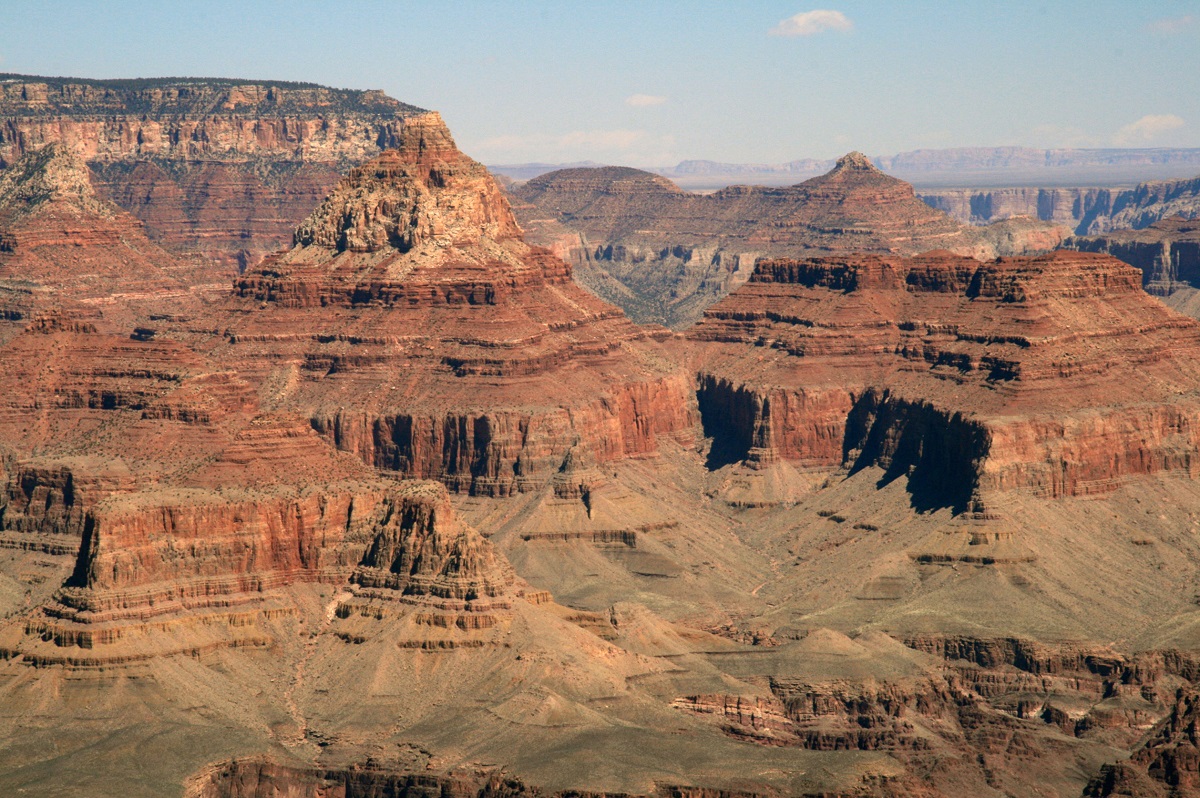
[2,1,1198,167]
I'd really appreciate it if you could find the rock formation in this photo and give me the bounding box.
[2,472,533,665]
[921,185,1119,230]
[1064,217,1200,320]
[922,172,1200,238]
[690,249,1200,512]
[213,112,697,494]
[510,155,1065,327]
[0,142,186,299]
[0,75,425,274]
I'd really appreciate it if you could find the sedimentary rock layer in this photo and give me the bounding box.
[0,75,425,273]
[691,249,1200,509]
[213,112,698,494]
[922,173,1200,235]
[1065,216,1200,299]
[4,478,524,664]
[0,143,186,298]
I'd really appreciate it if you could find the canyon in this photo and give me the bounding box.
[2,76,1200,798]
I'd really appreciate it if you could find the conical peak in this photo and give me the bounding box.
[834,151,880,172]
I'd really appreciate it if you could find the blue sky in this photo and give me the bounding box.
[2,1,1198,165]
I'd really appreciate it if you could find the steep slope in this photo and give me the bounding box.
[0,74,425,275]
[511,155,1065,327]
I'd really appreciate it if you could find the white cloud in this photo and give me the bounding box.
[1147,14,1195,35]
[1112,114,1186,146]
[626,93,666,107]
[769,9,853,37]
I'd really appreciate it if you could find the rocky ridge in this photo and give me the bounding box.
[691,249,1200,511]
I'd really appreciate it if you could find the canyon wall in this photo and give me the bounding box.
[922,174,1200,235]
[691,250,1200,510]
[0,76,424,274]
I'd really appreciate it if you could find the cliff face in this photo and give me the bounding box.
[920,186,1118,230]
[6,477,529,664]
[511,155,1064,328]
[921,173,1200,236]
[691,250,1200,511]
[0,75,424,274]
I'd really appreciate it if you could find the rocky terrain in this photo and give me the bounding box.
[5,81,1200,798]
[510,155,1065,327]
[0,74,424,275]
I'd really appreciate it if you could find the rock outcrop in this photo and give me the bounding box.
[215,112,698,494]
[1,476,528,665]
[510,155,1065,327]
[691,249,1200,511]
[0,75,425,274]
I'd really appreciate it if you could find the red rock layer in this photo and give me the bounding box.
[2,476,527,664]
[0,143,186,300]
[691,250,1200,509]
[212,113,698,495]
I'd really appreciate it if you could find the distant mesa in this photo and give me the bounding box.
[490,145,1200,188]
